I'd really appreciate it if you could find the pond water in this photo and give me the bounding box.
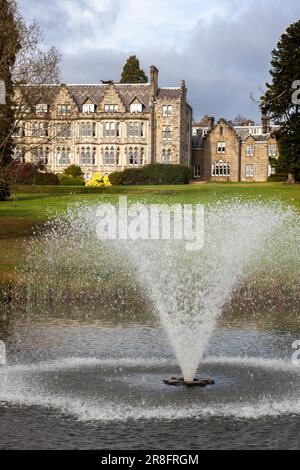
[0,316,299,450]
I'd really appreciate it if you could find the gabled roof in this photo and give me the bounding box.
[81,95,97,106]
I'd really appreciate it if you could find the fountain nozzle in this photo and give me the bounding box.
[163,377,215,387]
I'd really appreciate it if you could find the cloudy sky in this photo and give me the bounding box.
[18,0,300,122]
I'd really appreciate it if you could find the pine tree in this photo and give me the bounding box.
[120,56,148,84]
[0,0,20,172]
[262,20,300,181]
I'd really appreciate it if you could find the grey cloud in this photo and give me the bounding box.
[18,0,300,122]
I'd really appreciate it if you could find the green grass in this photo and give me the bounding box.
[1,182,300,223]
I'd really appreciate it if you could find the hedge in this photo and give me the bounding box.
[109,164,193,185]
[267,173,289,182]
[58,174,85,186]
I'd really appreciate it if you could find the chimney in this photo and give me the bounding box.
[150,65,159,96]
[180,79,187,99]
[261,106,270,134]
[207,116,215,129]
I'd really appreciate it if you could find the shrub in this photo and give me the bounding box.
[62,165,83,178]
[109,164,193,185]
[58,174,85,186]
[6,162,59,185]
[86,172,111,187]
[109,171,123,185]
[33,172,60,185]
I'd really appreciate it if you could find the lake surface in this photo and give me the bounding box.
[0,316,299,450]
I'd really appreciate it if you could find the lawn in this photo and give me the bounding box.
[1,182,300,225]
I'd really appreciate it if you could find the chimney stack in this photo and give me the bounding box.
[261,106,271,134]
[150,65,159,96]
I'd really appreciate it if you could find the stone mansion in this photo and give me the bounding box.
[13,66,192,181]
[13,65,278,182]
[192,116,278,182]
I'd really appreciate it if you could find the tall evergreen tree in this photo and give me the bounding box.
[0,0,20,171]
[120,56,148,84]
[262,20,300,181]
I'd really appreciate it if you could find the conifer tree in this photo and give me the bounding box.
[262,20,300,181]
[120,56,148,84]
[0,0,20,170]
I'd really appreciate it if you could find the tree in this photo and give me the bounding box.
[0,0,62,187]
[261,20,300,182]
[120,56,148,84]
[0,0,20,171]
[231,115,255,126]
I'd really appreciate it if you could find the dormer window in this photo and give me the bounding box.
[130,103,142,113]
[105,104,118,113]
[83,103,95,114]
[35,103,48,114]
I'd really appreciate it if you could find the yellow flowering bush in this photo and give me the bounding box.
[86,172,112,187]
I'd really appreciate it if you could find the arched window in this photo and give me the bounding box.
[134,147,139,165]
[104,146,110,165]
[116,147,120,165]
[58,147,70,166]
[128,147,134,165]
[92,147,96,165]
[109,147,115,165]
[80,147,92,166]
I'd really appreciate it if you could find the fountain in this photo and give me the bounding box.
[0,199,299,449]
[0,340,5,366]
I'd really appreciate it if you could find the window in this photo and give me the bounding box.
[162,125,172,140]
[57,147,71,166]
[104,104,118,113]
[194,165,201,178]
[35,103,48,114]
[217,142,226,153]
[246,144,255,157]
[82,103,95,114]
[58,123,72,139]
[80,122,96,138]
[57,105,71,116]
[246,164,254,178]
[33,147,49,164]
[104,146,116,165]
[127,147,144,165]
[212,161,231,177]
[268,144,277,157]
[104,122,119,138]
[268,165,276,177]
[92,147,96,165]
[32,122,48,137]
[14,147,25,162]
[161,149,171,163]
[220,127,224,136]
[80,147,92,166]
[130,103,143,113]
[15,122,26,137]
[162,105,172,117]
[127,122,144,138]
